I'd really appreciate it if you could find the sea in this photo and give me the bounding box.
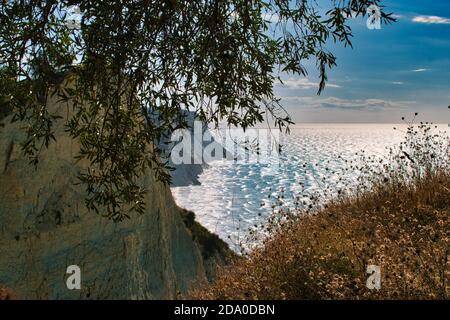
[171,123,449,250]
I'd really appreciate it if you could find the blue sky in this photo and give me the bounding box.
[275,0,450,123]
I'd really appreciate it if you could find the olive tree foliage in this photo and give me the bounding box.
[0,0,394,220]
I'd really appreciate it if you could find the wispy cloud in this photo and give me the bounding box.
[281,97,413,111]
[276,78,341,90]
[412,15,450,24]
[391,81,405,85]
[412,68,429,73]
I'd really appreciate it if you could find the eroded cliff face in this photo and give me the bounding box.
[0,95,228,299]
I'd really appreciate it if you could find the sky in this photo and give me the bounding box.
[275,0,450,123]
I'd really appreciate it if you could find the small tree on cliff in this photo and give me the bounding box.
[0,1,394,220]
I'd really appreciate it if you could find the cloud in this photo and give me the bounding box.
[412,15,450,24]
[281,96,413,111]
[391,81,405,85]
[392,14,404,19]
[412,68,429,72]
[276,78,341,90]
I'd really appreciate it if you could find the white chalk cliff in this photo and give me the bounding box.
[0,91,230,299]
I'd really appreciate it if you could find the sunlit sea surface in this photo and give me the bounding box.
[171,124,449,250]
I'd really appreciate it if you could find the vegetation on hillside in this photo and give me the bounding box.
[180,208,235,262]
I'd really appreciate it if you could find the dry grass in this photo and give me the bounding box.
[191,173,449,299]
[190,121,449,300]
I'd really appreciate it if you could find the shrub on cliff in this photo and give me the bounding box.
[0,287,17,300]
